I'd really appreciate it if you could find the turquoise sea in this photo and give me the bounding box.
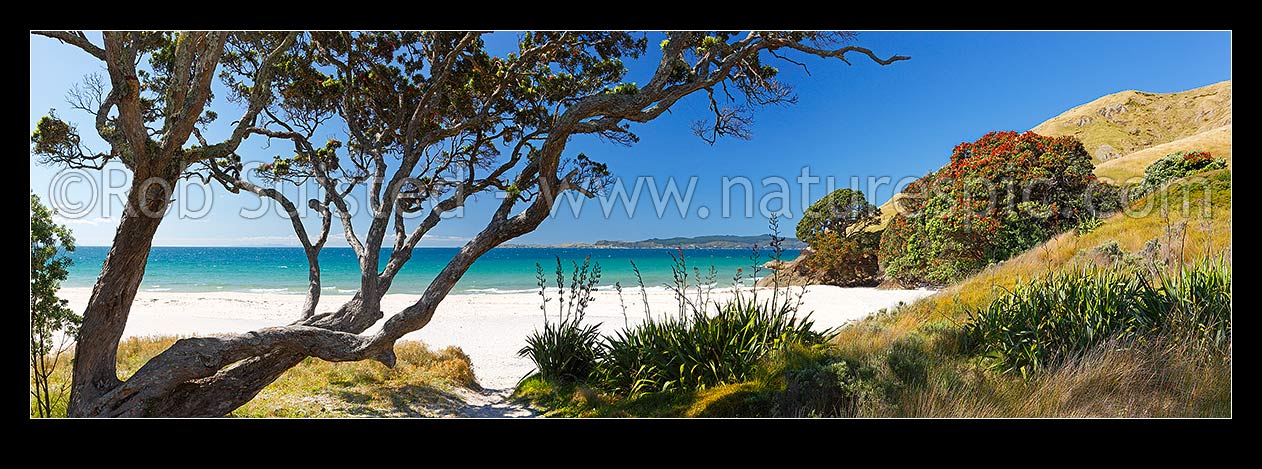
[64,246,800,295]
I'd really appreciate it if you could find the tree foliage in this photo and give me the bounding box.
[31,31,909,416]
[795,188,879,245]
[30,193,79,417]
[880,131,1118,284]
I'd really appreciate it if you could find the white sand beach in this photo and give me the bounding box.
[59,286,936,390]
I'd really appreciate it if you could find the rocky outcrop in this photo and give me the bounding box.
[1095,143,1121,161]
[754,248,881,288]
[755,250,816,287]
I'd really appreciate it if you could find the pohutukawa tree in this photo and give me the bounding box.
[30,31,298,416]
[796,188,881,245]
[31,31,907,417]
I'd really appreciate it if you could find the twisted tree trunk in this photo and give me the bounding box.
[67,176,170,416]
[33,30,292,417]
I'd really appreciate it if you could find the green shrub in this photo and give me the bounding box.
[797,189,882,286]
[1077,239,1145,269]
[963,259,1231,377]
[30,193,79,418]
[886,334,931,386]
[1131,151,1226,199]
[760,346,880,417]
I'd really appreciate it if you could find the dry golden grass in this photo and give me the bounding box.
[1094,124,1232,184]
[1031,80,1231,163]
[234,341,478,417]
[872,193,905,232]
[32,336,479,418]
[885,338,1231,418]
[684,382,764,417]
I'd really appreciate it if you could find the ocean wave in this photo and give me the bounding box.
[277,265,289,269]
[145,287,173,292]
[248,288,290,293]
[462,287,540,294]
[593,284,673,292]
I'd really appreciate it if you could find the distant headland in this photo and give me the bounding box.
[503,234,808,250]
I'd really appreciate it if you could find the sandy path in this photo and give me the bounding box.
[59,285,936,391]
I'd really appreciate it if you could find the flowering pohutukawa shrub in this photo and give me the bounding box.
[1130,150,1227,199]
[879,131,1119,285]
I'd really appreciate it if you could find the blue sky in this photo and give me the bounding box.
[29,31,1231,247]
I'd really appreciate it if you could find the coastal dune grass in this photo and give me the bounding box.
[32,336,479,418]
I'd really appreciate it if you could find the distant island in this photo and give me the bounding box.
[504,234,807,250]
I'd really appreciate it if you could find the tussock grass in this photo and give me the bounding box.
[32,336,479,418]
[887,337,1231,417]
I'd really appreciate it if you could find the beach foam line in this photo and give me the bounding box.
[462,288,540,294]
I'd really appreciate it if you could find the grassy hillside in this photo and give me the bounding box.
[1094,124,1232,183]
[872,193,904,232]
[1031,80,1231,163]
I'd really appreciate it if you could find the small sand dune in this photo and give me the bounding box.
[59,285,936,390]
